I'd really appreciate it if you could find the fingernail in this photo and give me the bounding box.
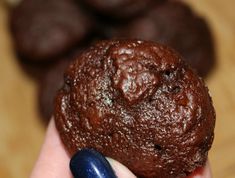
[70,148,117,178]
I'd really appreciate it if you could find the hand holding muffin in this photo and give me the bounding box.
[30,119,212,178]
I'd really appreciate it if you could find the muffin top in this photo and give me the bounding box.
[55,39,215,178]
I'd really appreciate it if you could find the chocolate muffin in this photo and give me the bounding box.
[10,0,92,61]
[80,0,158,18]
[106,1,215,77]
[54,40,215,178]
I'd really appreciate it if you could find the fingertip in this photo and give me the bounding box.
[107,158,137,178]
[188,161,212,178]
[30,119,72,178]
[69,149,117,178]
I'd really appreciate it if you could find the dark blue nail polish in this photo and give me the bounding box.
[70,148,117,178]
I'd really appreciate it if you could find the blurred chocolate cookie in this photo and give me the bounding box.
[10,0,92,61]
[38,49,83,122]
[39,60,70,122]
[80,0,160,18]
[54,39,215,178]
[2,0,21,7]
[105,1,215,77]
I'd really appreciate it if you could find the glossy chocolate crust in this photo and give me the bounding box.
[10,0,91,61]
[80,0,156,18]
[55,40,215,178]
[109,1,215,77]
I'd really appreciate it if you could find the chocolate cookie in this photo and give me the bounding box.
[16,56,54,81]
[38,60,71,122]
[80,0,158,18]
[3,0,21,7]
[10,0,92,61]
[54,40,215,178]
[106,1,215,77]
[38,49,83,122]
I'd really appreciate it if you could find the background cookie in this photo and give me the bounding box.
[10,0,92,61]
[79,0,159,18]
[38,60,70,123]
[104,1,215,77]
[2,0,22,7]
[54,40,215,178]
[38,49,83,123]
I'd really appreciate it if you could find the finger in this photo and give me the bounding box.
[70,148,137,178]
[107,158,137,178]
[188,161,212,178]
[30,119,72,178]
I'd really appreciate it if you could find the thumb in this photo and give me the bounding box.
[107,158,137,178]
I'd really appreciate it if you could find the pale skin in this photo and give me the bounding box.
[31,119,212,178]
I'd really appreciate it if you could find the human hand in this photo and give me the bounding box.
[30,119,212,178]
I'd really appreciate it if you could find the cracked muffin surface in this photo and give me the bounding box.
[54,39,215,178]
